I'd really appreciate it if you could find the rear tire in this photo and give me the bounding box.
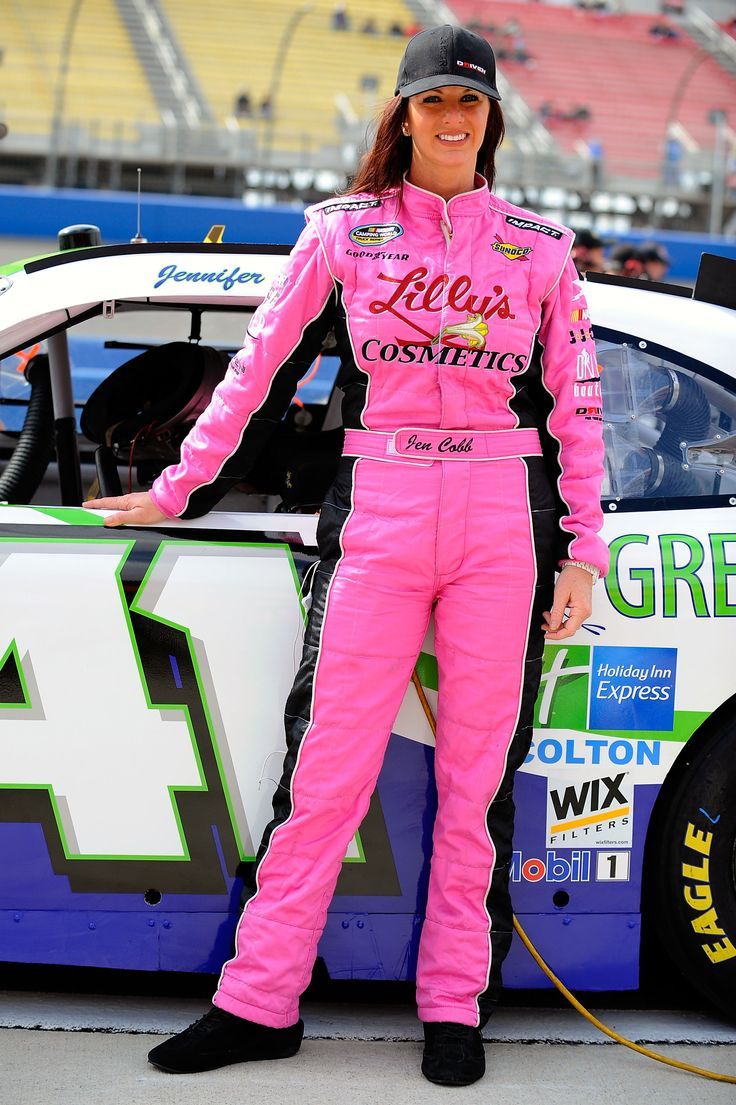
[645,715,736,1019]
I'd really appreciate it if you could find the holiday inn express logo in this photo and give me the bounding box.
[535,644,677,733]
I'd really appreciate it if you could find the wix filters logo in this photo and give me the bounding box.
[546,771,633,847]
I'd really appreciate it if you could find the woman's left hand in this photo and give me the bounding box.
[542,565,593,641]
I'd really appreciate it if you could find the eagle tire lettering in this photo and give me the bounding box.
[644,711,736,1017]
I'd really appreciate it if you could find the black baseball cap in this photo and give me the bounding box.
[574,229,607,252]
[395,25,501,101]
[638,241,671,265]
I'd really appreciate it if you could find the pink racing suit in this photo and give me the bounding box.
[151,177,609,1028]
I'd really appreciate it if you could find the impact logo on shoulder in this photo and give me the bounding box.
[504,214,563,240]
[349,223,404,247]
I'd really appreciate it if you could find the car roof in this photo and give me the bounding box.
[1,244,735,379]
[0,243,291,359]
[583,276,735,379]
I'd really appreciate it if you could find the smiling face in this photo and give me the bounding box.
[404,85,490,198]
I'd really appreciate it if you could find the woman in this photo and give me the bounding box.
[86,25,608,1086]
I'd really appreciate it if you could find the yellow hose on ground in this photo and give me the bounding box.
[410,670,736,1085]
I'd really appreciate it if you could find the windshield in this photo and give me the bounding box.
[599,336,736,501]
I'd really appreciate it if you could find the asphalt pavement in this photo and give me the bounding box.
[2,994,736,1105]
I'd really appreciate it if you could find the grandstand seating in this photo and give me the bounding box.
[3,0,160,141]
[450,1,736,178]
[160,0,416,152]
[2,0,732,190]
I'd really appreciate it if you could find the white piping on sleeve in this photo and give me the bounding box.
[310,208,374,430]
[177,288,334,517]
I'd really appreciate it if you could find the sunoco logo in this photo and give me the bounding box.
[349,223,403,247]
[491,236,532,261]
[545,772,633,847]
[535,644,677,733]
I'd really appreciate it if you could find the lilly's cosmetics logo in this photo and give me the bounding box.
[349,223,404,247]
[369,267,515,347]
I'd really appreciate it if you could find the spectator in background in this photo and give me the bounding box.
[649,21,680,39]
[608,243,645,278]
[572,229,608,274]
[259,94,273,120]
[569,105,591,121]
[538,103,591,126]
[388,21,405,36]
[361,17,378,34]
[510,30,531,63]
[663,132,683,188]
[234,90,252,118]
[587,138,604,187]
[499,18,522,35]
[638,242,671,281]
[726,149,736,197]
[660,0,684,14]
[608,243,670,280]
[473,20,497,34]
[332,4,349,31]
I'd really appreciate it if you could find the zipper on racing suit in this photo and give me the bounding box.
[439,212,453,429]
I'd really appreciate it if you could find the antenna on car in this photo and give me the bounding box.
[130,168,148,244]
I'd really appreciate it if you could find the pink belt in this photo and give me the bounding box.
[343,427,543,465]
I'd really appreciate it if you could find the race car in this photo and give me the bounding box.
[0,240,734,1017]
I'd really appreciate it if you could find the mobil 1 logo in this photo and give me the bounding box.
[596,851,631,881]
[510,849,631,883]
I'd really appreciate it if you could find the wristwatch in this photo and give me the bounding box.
[559,559,600,585]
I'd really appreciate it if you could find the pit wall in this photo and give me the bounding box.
[1,184,735,284]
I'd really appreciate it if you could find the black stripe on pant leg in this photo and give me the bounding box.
[478,455,558,1020]
[236,456,358,909]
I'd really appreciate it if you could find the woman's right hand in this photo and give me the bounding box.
[82,491,170,528]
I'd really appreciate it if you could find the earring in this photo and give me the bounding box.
[402,124,410,136]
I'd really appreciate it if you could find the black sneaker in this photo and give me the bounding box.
[421,1022,486,1086]
[147,1007,304,1074]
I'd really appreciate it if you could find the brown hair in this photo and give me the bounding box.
[348,94,505,198]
